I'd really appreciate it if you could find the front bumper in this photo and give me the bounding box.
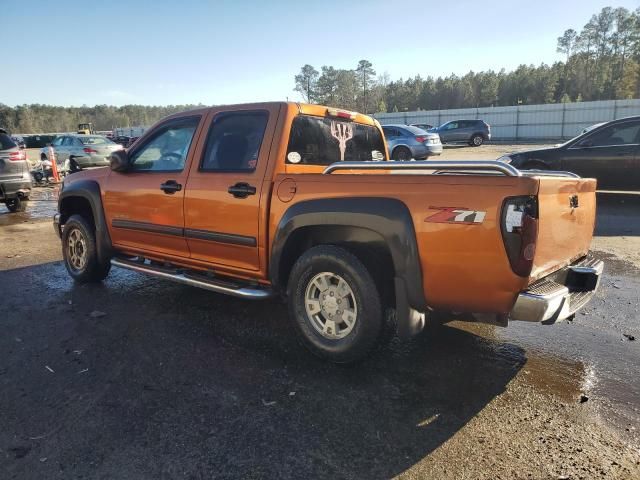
[510,255,604,323]
[53,213,61,238]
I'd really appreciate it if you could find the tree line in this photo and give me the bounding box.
[294,5,640,114]
[0,104,202,135]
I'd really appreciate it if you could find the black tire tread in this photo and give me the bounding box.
[62,214,110,283]
[287,245,384,363]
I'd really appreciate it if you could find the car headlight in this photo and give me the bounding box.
[497,155,512,164]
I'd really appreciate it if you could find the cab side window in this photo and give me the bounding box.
[583,121,640,147]
[129,117,199,172]
[52,137,64,147]
[200,111,268,172]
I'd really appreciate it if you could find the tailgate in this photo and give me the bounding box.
[531,177,597,281]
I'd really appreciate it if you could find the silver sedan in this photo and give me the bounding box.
[41,134,123,170]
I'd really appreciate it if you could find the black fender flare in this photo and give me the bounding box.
[58,179,112,263]
[270,197,427,315]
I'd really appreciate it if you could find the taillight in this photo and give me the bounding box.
[415,136,426,143]
[326,107,357,120]
[501,196,538,277]
[8,151,26,161]
[83,147,97,154]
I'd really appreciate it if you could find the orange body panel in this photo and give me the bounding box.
[64,102,597,316]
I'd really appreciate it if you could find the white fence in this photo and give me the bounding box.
[373,99,640,141]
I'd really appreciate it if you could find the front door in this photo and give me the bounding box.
[562,119,640,190]
[183,104,281,273]
[103,115,204,258]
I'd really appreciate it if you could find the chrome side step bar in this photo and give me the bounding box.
[110,257,274,300]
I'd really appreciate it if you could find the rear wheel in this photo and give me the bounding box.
[287,245,384,363]
[470,134,484,146]
[62,214,111,283]
[5,197,26,213]
[392,146,412,161]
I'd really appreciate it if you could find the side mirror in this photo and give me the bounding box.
[110,149,130,172]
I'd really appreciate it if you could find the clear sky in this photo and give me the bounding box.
[3,0,638,107]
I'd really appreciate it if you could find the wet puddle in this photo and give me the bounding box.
[0,185,60,225]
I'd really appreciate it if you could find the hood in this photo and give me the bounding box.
[63,164,110,187]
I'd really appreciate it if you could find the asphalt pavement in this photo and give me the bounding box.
[0,186,638,479]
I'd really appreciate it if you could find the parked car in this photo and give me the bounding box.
[11,135,26,149]
[429,120,491,146]
[410,123,433,131]
[498,116,640,191]
[0,128,32,212]
[381,124,442,159]
[41,134,123,169]
[54,102,601,363]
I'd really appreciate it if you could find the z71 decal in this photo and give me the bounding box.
[425,206,487,225]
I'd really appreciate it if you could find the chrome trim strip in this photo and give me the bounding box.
[520,169,581,179]
[111,258,273,300]
[568,143,640,150]
[323,160,522,176]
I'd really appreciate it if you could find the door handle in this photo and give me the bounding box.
[160,180,182,194]
[228,182,256,199]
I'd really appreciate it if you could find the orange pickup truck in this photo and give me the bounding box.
[54,102,603,362]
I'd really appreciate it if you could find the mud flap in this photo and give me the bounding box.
[394,277,426,339]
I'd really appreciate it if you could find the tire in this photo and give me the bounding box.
[470,134,484,147]
[392,146,412,161]
[287,245,384,363]
[62,214,111,283]
[5,197,26,213]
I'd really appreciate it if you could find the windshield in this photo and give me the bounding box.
[79,136,114,145]
[286,115,387,165]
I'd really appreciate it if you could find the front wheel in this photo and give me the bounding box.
[62,214,111,283]
[470,134,484,146]
[5,197,26,213]
[287,245,384,363]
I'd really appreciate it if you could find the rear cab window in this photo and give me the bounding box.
[286,115,387,166]
[0,133,17,150]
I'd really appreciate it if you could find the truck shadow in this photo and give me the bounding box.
[1,262,523,479]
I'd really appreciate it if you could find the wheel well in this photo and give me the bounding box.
[277,225,396,305]
[41,153,47,160]
[522,160,549,170]
[392,145,410,155]
[60,196,95,228]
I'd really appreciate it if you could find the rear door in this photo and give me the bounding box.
[183,104,281,272]
[562,119,640,190]
[104,115,204,258]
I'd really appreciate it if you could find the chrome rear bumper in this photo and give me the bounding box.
[510,256,604,323]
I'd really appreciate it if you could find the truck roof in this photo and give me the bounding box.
[161,102,379,128]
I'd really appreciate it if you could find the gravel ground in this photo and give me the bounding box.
[0,155,639,479]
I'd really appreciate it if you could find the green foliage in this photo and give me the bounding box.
[0,104,203,134]
[294,5,640,113]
